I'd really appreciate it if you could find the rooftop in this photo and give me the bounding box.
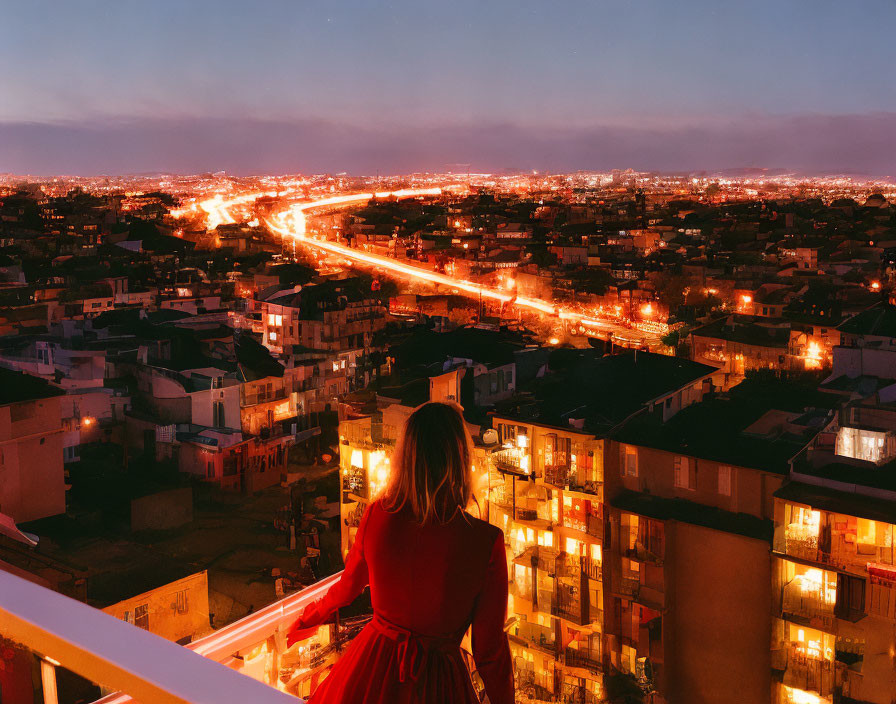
[494,350,716,434]
[690,316,790,348]
[613,373,835,473]
[0,365,64,405]
[837,302,896,338]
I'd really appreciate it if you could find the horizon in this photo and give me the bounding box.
[2,0,895,176]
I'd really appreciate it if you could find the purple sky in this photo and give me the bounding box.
[2,1,894,176]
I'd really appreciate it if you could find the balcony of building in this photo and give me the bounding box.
[563,644,603,675]
[544,460,603,499]
[509,617,558,658]
[514,544,560,576]
[492,445,532,476]
[560,501,603,541]
[552,582,589,626]
[771,622,836,700]
[559,682,601,704]
[0,567,353,704]
[774,501,896,576]
[515,665,557,703]
[777,559,837,632]
[776,683,833,704]
[491,477,555,533]
[240,384,289,408]
[341,464,369,501]
[555,554,582,583]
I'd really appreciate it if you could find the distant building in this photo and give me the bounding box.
[0,368,65,522]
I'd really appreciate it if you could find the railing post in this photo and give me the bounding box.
[41,659,59,704]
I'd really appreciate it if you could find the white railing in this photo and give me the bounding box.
[0,567,342,704]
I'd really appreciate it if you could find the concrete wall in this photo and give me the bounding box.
[606,441,781,521]
[102,571,210,645]
[831,345,896,380]
[190,385,241,430]
[665,521,772,704]
[0,397,65,523]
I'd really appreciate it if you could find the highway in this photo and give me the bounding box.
[197,186,665,348]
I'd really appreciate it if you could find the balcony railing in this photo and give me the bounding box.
[0,568,340,704]
[781,583,836,632]
[241,386,289,407]
[780,650,835,698]
[564,646,602,674]
[552,586,586,625]
[614,573,641,599]
[561,514,603,540]
[543,465,571,488]
[774,523,896,574]
[510,620,557,656]
[492,449,529,475]
[561,683,601,704]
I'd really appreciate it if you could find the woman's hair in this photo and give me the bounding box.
[381,401,473,524]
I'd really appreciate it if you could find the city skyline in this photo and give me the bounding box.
[2,0,895,175]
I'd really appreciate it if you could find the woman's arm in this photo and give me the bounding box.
[287,504,372,647]
[471,531,514,704]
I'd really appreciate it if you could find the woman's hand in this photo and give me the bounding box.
[286,610,319,648]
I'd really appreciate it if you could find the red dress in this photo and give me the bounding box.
[287,500,513,704]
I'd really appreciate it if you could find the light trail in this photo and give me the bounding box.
[176,184,662,346]
[281,188,444,236]
[263,187,661,347]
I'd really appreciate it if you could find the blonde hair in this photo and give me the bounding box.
[381,402,473,524]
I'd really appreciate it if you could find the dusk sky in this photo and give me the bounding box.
[2,0,895,176]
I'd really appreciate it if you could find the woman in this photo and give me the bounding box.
[287,402,513,704]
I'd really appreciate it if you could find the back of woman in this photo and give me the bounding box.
[364,500,500,637]
[287,402,513,704]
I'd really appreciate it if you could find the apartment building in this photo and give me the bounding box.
[258,279,387,390]
[771,395,896,704]
[603,380,831,704]
[483,351,716,703]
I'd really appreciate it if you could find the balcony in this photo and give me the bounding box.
[561,514,603,540]
[774,517,896,575]
[514,545,559,575]
[563,646,602,674]
[509,619,557,657]
[780,651,835,699]
[0,567,345,704]
[241,386,289,408]
[342,467,369,500]
[543,465,571,488]
[516,668,556,703]
[779,567,837,632]
[492,448,530,475]
[613,573,641,600]
[560,683,600,704]
[552,584,587,625]
[544,466,602,498]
